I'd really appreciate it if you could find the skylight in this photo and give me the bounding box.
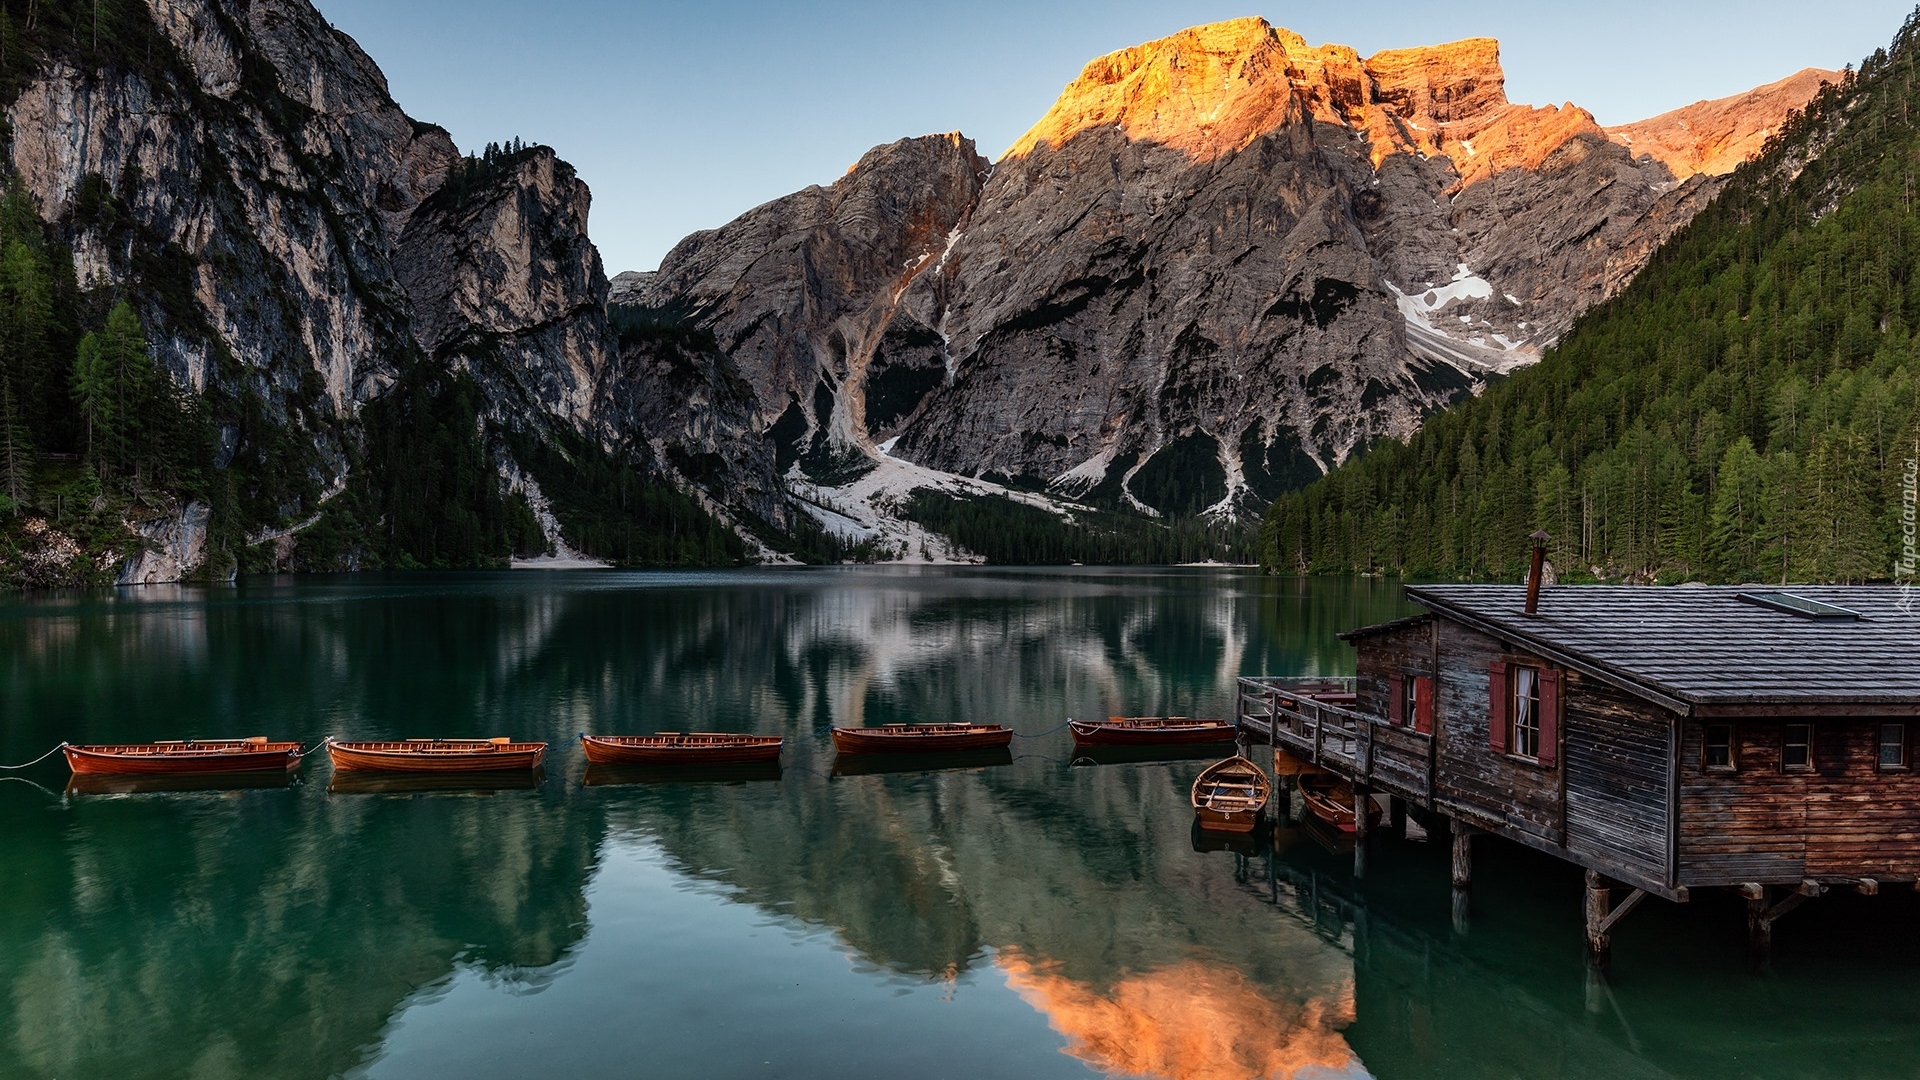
[1736,591,1863,621]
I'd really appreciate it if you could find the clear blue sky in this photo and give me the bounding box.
[310,0,1915,274]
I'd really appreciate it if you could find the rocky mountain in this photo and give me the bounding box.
[0,0,761,585]
[636,19,1833,519]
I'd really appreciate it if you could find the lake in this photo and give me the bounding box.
[3,567,1918,1080]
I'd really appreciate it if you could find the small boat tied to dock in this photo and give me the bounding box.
[1190,756,1270,834]
[324,737,547,773]
[830,723,1013,754]
[1297,771,1383,835]
[1068,716,1236,747]
[63,737,305,776]
[580,732,783,766]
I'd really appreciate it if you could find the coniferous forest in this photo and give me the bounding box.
[1263,14,1920,584]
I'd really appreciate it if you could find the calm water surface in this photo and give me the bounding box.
[3,568,1919,1080]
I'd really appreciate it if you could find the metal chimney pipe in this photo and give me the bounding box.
[1525,531,1551,615]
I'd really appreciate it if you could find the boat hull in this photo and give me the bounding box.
[63,741,304,776]
[580,733,782,766]
[1069,718,1236,747]
[830,725,1013,754]
[1191,756,1271,834]
[1298,774,1382,834]
[326,739,546,773]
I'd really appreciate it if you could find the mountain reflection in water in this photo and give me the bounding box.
[6,570,1920,1080]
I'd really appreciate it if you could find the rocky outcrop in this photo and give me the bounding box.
[394,148,610,431]
[638,18,1829,516]
[119,502,217,584]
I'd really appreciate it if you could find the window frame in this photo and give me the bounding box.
[1401,675,1420,730]
[1703,723,1736,773]
[1510,665,1542,761]
[1878,723,1909,772]
[1780,723,1814,773]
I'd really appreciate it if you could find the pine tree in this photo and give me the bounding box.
[0,372,29,513]
[1706,437,1766,581]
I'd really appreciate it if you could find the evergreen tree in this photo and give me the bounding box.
[0,372,28,513]
[1706,437,1766,580]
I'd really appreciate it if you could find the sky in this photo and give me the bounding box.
[311,1,1916,275]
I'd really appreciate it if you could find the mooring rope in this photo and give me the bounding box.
[0,744,64,770]
[1013,720,1077,739]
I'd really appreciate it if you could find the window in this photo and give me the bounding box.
[1735,591,1862,621]
[1511,667,1542,760]
[1402,677,1419,729]
[1704,724,1735,772]
[1879,724,1908,771]
[1781,724,1813,772]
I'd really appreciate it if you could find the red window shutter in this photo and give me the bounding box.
[1488,662,1509,753]
[1538,670,1562,768]
[1387,675,1405,726]
[1414,676,1435,735]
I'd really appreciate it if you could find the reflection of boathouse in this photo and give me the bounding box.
[1238,583,1920,957]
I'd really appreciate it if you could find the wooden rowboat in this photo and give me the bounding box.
[1191,756,1269,834]
[325,737,546,773]
[579,732,783,766]
[830,723,1013,754]
[1069,716,1236,747]
[1298,772,1383,834]
[63,738,304,776]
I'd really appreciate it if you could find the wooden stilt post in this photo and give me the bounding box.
[1450,822,1474,890]
[1389,795,1407,836]
[1352,783,1370,878]
[1584,869,1613,965]
[1740,882,1772,961]
[1450,819,1473,934]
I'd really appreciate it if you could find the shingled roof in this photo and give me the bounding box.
[1400,584,1920,715]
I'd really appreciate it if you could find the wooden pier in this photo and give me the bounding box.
[1237,580,1920,963]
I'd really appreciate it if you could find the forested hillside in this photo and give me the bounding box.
[1262,12,1920,584]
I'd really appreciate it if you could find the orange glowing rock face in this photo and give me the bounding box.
[1004,16,1831,190]
[997,949,1362,1080]
[1604,67,1839,181]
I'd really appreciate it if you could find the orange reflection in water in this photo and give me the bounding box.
[997,949,1362,1080]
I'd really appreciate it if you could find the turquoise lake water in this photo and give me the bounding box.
[3,568,1918,1080]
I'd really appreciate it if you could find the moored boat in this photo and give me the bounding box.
[829,723,1013,755]
[580,732,783,766]
[1068,716,1236,747]
[1298,772,1383,834]
[1190,755,1270,834]
[325,737,546,773]
[63,737,304,776]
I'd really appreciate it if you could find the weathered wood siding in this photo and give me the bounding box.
[1353,619,1432,719]
[1678,720,1920,884]
[1561,674,1671,886]
[1428,620,1563,845]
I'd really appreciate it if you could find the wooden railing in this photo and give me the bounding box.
[1236,675,1435,801]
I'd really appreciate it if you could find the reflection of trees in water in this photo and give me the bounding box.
[0,570,1413,1080]
[1,786,598,1080]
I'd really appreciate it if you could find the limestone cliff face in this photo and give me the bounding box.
[638,134,990,464]
[394,149,609,430]
[639,18,1829,515]
[2,0,775,577]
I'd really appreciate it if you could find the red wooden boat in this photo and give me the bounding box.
[1191,756,1270,834]
[580,732,783,766]
[63,737,304,776]
[1298,772,1384,834]
[1069,716,1236,747]
[325,737,546,773]
[830,723,1013,754]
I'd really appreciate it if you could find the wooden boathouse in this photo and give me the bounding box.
[1236,581,1920,958]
